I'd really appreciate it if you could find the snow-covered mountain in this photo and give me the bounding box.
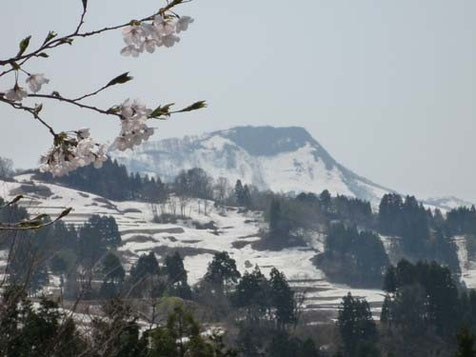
[112,126,394,204]
[423,196,475,211]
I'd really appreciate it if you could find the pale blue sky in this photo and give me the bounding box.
[0,0,475,201]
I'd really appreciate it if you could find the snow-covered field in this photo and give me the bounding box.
[1,175,473,321]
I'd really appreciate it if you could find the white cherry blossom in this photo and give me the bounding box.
[120,45,142,57]
[113,99,154,151]
[4,86,28,102]
[120,15,193,56]
[153,15,175,36]
[40,131,108,177]
[176,16,194,33]
[122,25,146,46]
[162,34,180,48]
[77,128,91,139]
[141,38,159,53]
[26,74,49,93]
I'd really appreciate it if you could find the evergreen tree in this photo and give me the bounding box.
[78,215,121,267]
[320,224,389,287]
[319,189,331,210]
[337,293,378,356]
[233,266,270,322]
[204,251,241,289]
[165,252,192,299]
[130,252,160,282]
[382,260,461,338]
[269,268,296,328]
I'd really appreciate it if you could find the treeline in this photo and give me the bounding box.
[317,224,389,287]
[25,160,476,292]
[336,260,476,356]
[33,159,167,202]
[260,191,472,288]
[32,161,257,210]
[30,160,476,290]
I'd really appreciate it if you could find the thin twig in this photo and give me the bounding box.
[28,93,121,118]
[0,96,56,136]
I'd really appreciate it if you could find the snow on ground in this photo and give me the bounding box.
[0,176,391,320]
[259,144,355,198]
[454,236,476,289]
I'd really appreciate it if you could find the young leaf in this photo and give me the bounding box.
[106,105,121,114]
[58,207,72,219]
[150,103,175,118]
[43,31,57,45]
[17,36,32,57]
[177,100,207,113]
[4,195,24,207]
[34,104,43,114]
[106,72,133,88]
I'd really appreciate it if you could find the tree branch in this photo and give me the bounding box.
[28,93,121,118]
[0,96,56,136]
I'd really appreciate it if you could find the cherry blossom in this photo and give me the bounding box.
[122,25,146,46]
[26,74,49,93]
[113,99,154,151]
[141,38,159,53]
[120,45,142,57]
[120,15,194,56]
[162,34,180,48]
[40,131,108,176]
[4,85,28,102]
[176,16,194,33]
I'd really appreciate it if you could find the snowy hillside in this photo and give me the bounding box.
[0,175,386,320]
[111,126,394,205]
[424,196,475,211]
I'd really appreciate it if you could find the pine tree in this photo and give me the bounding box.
[233,266,270,322]
[204,251,241,289]
[130,252,160,282]
[337,293,378,356]
[269,268,296,329]
[165,253,192,299]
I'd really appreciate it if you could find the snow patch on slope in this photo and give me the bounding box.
[0,176,388,320]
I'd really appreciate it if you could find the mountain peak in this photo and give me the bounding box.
[111,125,391,204]
[215,126,314,157]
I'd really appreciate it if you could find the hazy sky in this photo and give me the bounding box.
[0,0,475,201]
